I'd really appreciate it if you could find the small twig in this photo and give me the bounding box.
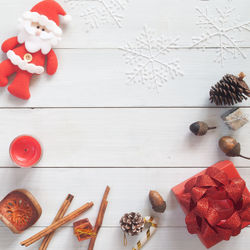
[208,126,217,130]
[239,154,250,160]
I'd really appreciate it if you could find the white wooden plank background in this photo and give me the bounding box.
[0,0,249,249]
[0,108,250,168]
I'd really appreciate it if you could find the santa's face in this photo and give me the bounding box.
[17,18,61,55]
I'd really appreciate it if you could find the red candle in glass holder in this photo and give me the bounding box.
[9,135,42,168]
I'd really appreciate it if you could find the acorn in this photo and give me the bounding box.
[189,121,216,136]
[219,136,250,160]
[149,190,166,213]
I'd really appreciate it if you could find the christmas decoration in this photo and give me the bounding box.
[221,108,248,131]
[73,218,95,242]
[189,121,216,136]
[209,73,250,106]
[132,216,157,250]
[172,161,250,248]
[39,194,74,250]
[192,7,250,66]
[0,0,71,100]
[0,189,42,234]
[21,202,94,247]
[121,26,183,91]
[88,186,110,250]
[149,190,166,213]
[64,0,129,32]
[219,136,250,160]
[9,135,42,168]
[120,212,145,236]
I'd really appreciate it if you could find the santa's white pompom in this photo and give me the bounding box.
[61,14,72,24]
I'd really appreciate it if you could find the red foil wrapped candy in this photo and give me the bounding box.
[172,161,250,248]
[73,218,95,242]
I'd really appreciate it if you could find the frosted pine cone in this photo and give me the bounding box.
[120,212,145,236]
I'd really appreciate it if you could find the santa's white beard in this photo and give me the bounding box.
[17,19,61,55]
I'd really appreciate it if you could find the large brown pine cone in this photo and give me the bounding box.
[120,212,144,236]
[209,73,250,106]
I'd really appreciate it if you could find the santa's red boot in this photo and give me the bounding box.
[8,70,32,100]
[0,60,18,87]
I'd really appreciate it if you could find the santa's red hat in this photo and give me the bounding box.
[22,0,71,36]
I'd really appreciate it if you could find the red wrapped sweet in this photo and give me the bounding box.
[73,218,95,242]
[172,161,250,248]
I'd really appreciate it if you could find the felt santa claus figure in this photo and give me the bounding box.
[0,0,71,100]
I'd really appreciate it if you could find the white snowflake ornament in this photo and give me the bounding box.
[192,7,250,66]
[64,0,129,32]
[121,26,183,91]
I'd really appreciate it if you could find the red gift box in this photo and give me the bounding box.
[172,161,250,248]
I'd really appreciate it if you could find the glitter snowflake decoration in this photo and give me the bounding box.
[64,0,129,32]
[121,26,183,91]
[192,7,250,65]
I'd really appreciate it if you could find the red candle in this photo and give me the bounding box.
[9,135,42,168]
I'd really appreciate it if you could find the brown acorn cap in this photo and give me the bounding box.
[189,121,208,136]
[226,143,241,157]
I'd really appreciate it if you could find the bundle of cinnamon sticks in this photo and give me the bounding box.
[20,186,110,250]
[21,201,94,247]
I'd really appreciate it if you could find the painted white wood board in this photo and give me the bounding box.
[0,227,250,250]
[0,0,250,48]
[0,108,250,167]
[0,49,250,108]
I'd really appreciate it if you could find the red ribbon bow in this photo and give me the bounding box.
[179,166,250,246]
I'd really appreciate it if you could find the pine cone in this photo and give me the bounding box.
[120,212,144,236]
[209,73,250,106]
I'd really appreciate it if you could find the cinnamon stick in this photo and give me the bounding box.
[88,186,110,250]
[39,194,74,250]
[21,202,94,247]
